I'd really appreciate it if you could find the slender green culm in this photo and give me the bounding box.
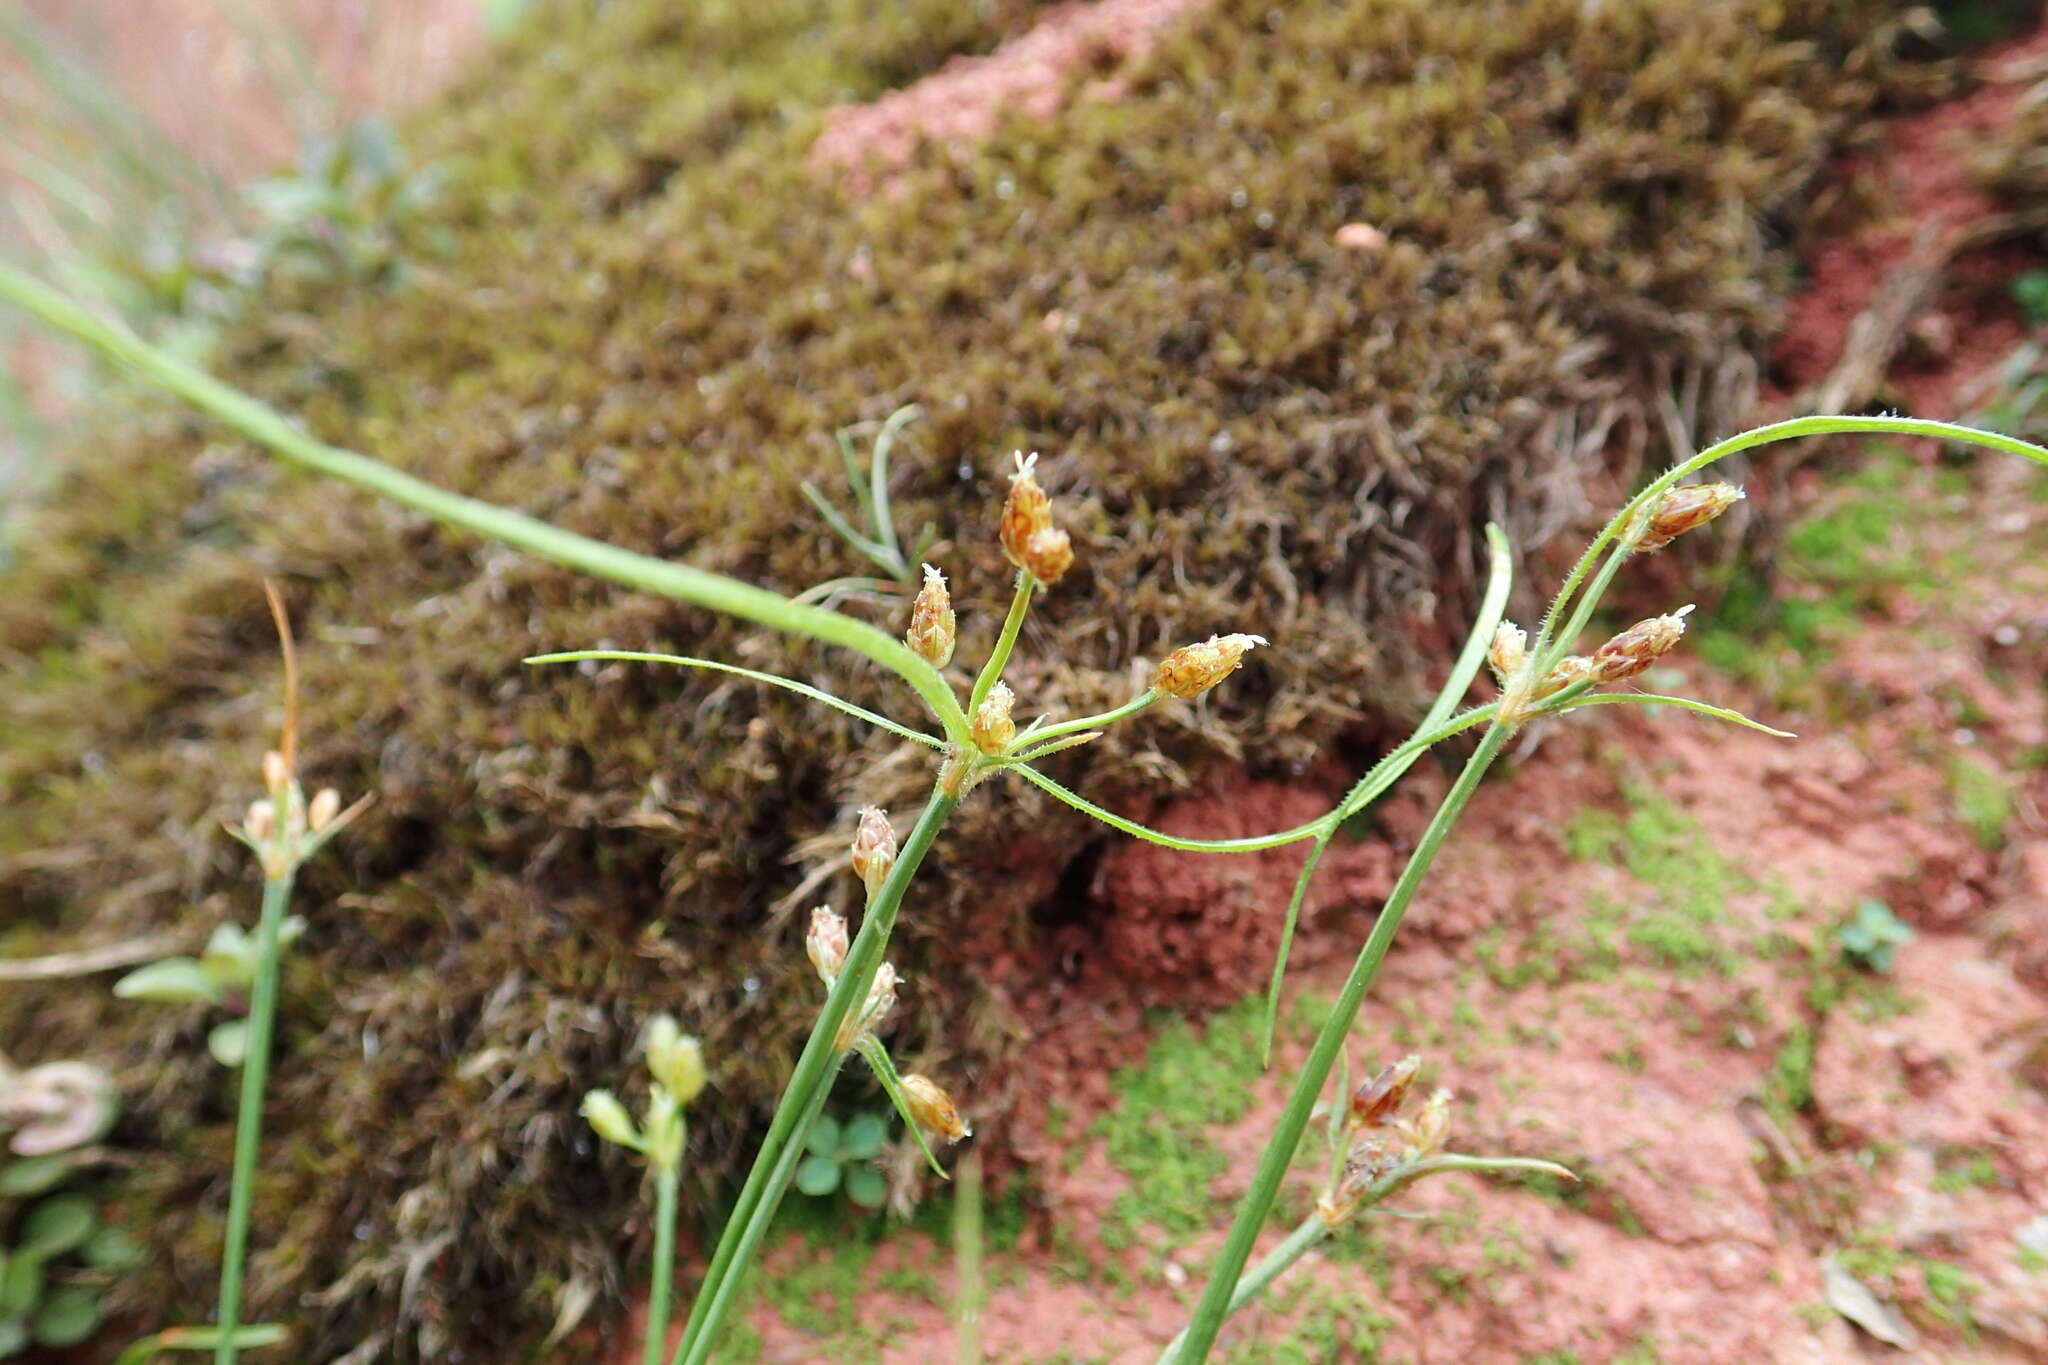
[214,872,294,1365]
[644,1164,679,1365]
[0,264,973,747]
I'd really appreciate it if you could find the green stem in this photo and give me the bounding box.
[676,1083,836,1365]
[644,1162,680,1365]
[967,572,1034,717]
[0,265,972,747]
[1022,690,1159,747]
[1156,1218,1327,1365]
[1171,723,1512,1364]
[670,785,960,1363]
[215,872,295,1365]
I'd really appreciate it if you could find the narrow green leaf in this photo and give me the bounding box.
[856,1038,947,1178]
[112,1325,287,1365]
[1552,691,1795,738]
[524,651,945,750]
[111,958,220,1005]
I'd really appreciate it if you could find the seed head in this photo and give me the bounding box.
[906,564,957,668]
[1394,1087,1452,1159]
[1487,622,1527,683]
[581,1089,639,1149]
[244,799,276,844]
[901,1073,972,1142]
[1530,654,1593,701]
[835,962,899,1050]
[1153,634,1268,700]
[1348,1054,1421,1130]
[1588,606,1694,684]
[261,749,290,794]
[307,787,341,833]
[1638,483,1743,552]
[643,1087,685,1169]
[999,452,1054,571]
[1022,526,1074,586]
[970,681,1017,754]
[807,905,849,986]
[646,1015,708,1105]
[851,806,898,903]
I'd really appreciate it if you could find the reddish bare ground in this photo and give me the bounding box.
[1769,21,2048,417]
[808,0,1209,196]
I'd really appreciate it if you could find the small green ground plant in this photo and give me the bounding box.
[1,259,2045,1360]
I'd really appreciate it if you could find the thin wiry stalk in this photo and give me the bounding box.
[0,264,975,747]
[643,1164,679,1365]
[968,571,1034,717]
[1536,415,2048,653]
[1171,724,1512,1364]
[215,872,295,1365]
[669,786,960,1363]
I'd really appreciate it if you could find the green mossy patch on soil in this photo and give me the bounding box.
[0,0,1930,1356]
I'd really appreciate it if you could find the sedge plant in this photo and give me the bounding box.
[3,261,2048,1357]
[163,584,366,1365]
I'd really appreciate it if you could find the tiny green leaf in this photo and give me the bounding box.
[843,1165,887,1210]
[803,1114,841,1160]
[0,1155,76,1197]
[0,1316,27,1357]
[840,1113,888,1162]
[201,924,255,989]
[795,1154,842,1198]
[30,1285,103,1347]
[20,1194,97,1258]
[208,1020,250,1069]
[80,1226,148,1272]
[112,959,221,1006]
[0,1257,44,1319]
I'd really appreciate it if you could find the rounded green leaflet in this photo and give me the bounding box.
[20,1194,97,1258]
[208,1020,250,1069]
[842,1165,887,1210]
[0,1155,75,1197]
[80,1225,148,1272]
[802,1115,841,1160]
[838,1113,887,1162]
[31,1285,103,1348]
[0,1257,44,1320]
[111,958,220,1006]
[794,1155,842,1198]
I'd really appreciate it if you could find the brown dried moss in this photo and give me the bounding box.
[0,0,1932,1356]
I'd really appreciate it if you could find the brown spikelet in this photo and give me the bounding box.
[1637,483,1743,552]
[1153,634,1267,699]
[999,452,1052,570]
[905,564,956,667]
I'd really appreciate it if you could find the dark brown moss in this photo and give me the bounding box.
[0,0,1928,1356]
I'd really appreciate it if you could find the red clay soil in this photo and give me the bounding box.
[808,0,1209,197]
[1769,20,2048,418]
